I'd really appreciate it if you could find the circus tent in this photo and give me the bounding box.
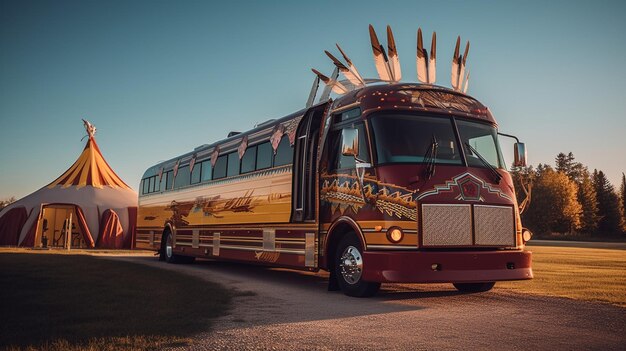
[0,120,137,249]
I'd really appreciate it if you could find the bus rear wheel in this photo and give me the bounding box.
[453,282,495,293]
[334,235,380,297]
[161,231,195,264]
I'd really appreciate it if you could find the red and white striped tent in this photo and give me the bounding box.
[0,121,137,248]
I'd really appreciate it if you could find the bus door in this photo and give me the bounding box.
[292,104,327,222]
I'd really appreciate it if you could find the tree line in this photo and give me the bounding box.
[511,152,626,238]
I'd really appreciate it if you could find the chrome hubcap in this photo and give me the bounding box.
[166,234,173,258]
[339,245,363,285]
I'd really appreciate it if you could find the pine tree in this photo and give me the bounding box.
[555,152,584,183]
[577,170,600,233]
[555,153,569,173]
[593,170,624,235]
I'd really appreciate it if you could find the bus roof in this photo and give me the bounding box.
[141,83,494,179]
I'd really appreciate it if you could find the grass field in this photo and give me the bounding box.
[498,245,626,307]
[0,252,232,351]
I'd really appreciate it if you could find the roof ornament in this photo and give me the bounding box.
[416,28,437,84]
[451,36,470,92]
[309,24,472,100]
[368,25,401,83]
[81,119,97,140]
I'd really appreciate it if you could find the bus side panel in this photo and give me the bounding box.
[172,227,318,269]
[137,165,292,229]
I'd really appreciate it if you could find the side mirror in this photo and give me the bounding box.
[513,142,527,167]
[341,128,359,157]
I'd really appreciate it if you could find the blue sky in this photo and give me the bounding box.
[1,0,625,199]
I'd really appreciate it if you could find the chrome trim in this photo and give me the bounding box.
[221,245,305,254]
[367,245,418,250]
[263,229,276,251]
[339,245,363,285]
[362,228,418,234]
[166,234,173,258]
[305,232,316,267]
[213,233,220,256]
[192,229,199,248]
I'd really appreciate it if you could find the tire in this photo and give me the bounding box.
[453,282,495,293]
[334,234,380,297]
[161,231,195,264]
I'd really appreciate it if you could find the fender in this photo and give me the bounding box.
[323,216,366,268]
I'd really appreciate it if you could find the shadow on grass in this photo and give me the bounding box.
[0,253,232,350]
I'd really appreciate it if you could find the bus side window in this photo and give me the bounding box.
[155,175,162,192]
[190,162,202,184]
[213,155,227,179]
[200,160,212,182]
[274,135,293,166]
[165,170,173,190]
[142,178,149,194]
[227,152,239,177]
[174,166,190,189]
[241,145,257,174]
[256,142,272,170]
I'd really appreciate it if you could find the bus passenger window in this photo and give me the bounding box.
[190,162,201,184]
[227,152,239,177]
[174,166,190,189]
[256,142,272,170]
[142,179,149,194]
[213,155,227,179]
[148,177,154,193]
[201,160,212,182]
[165,170,173,190]
[241,145,257,173]
[154,176,161,192]
[274,136,293,166]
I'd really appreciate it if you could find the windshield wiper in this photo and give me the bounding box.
[464,142,502,184]
[423,135,438,180]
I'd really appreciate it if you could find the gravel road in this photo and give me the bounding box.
[110,256,625,351]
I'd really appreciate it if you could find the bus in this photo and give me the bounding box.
[136,29,533,297]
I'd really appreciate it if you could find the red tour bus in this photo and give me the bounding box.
[136,25,533,297]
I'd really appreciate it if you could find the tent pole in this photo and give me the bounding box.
[66,212,72,251]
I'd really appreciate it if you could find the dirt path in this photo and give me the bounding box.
[108,256,626,350]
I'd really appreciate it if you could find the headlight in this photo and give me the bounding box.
[522,228,533,243]
[386,227,404,243]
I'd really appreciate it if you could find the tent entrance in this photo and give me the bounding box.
[36,205,87,248]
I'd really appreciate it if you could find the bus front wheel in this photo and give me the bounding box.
[334,235,380,297]
[453,282,495,293]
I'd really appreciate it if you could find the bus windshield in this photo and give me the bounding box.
[456,119,505,169]
[370,113,504,169]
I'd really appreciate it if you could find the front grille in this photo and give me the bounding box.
[474,205,515,246]
[420,203,515,248]
[421,204,472,246]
